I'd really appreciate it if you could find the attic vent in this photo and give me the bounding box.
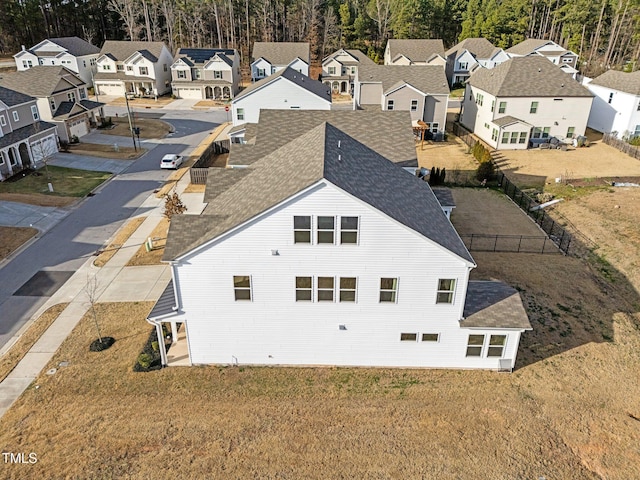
[338,154,342,162]
[338,140,341,148]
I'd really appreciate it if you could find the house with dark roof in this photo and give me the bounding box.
[0,86,58,181]
[445,38,510,86]
[506,39,579,75]
[460,56,593,150]
[354,65,449,130]
[251,42,310,81]
[147,114,530,369]
[321,48,376,95]
[14,37,100,85]
[94,41,173,97]
[0,66,104,142]
[586,70,640,138]
[231,67,330,126]
[384,39,446,66]
[170,48,240,100]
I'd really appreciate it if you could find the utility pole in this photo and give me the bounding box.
[124,93,137,151]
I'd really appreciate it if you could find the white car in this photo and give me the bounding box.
[160,154,183,169]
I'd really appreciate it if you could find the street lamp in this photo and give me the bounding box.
[124,92,137,151]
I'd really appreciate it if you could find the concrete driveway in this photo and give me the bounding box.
[0,201,70,233]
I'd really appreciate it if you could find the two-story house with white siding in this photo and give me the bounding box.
[231,67,330,126]
[585,70,640,138]
[0,66,104,142]
[321,48,376,95]
[384,39,446,66]
[251,42,310,82]
[354,65,449,130]
[460,56,593,150]
[506,39,579,75]
[148,117,531,369]
[0,86,58,181]
[13,37,100,86]
[93,41,173,97]
[171,48,241,100]
[445,38,510,86]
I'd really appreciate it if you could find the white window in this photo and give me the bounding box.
[257,68,265,77]
[295,276,313,301]
[213,71,222,79]
[236,108,244,121]
[501,131,509,144]
[410,99,418,112]
[194,69,201,79]
[0,115,5,126]
[12,111,19,122]
[139,66,148,75]
[634,125,640,136]
[350,66,356,74]
[90,58,96,66]
[422,333,440,342]
[566,127,575,138]
[379,278,398,303]
[79,89,86,99]
[436,279,455,304]
[317,277,335,301]
[117,64,124,71]
[339,277,357,302]
[387,99,394,110]
[608,92,614,104]
[103,64,111,71]
[233,276,252,301]
[22,60,32,68]
[31,105,39,120]
[126,65,133,71]
[530,101,538,114]
[498,101,506,113]
[488,335,507,357]
[519,132,527,143]
[400,333,418,341]
[466,334,485,356]
[271,66,277,74]
[340,217,358,244]
[491,128,498,142]
[476,93,483,106]
[68,92,76,102]
[50,98,56,111]
[459,62,468,70]
[83,60,86,67]
[490,100,495,112]
[317,216,335,244]
[328,66,336,75]
[431,123,439,133]
[293,216,311,243]
[177,70,186,79]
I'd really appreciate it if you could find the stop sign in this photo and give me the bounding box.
[225,105,229,112]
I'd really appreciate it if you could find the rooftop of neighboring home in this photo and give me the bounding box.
[386,39,445,62]
[0,66,84,97]
[233,66,330,101]
[165,121,473,263]
[252,42,310,65]
[99,40,169,62]
[357,64,450,95]
[174,48,237,67]
[588,70,640,95]
[16,36,100,58]
[467,56,592,97]
[446,37,500,60]
[324,49,376,66]
[505,38,573,56]
[0,85,35,107]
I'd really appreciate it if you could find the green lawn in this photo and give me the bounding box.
[0,166,111,197]
[450,88,465,98]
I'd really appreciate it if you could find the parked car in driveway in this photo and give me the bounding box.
[161,154,183,169]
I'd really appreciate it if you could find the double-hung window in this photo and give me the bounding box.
[68,92,76,102]
[317,277,335,301]
[530,101,538,114]
[12,111,19,122]
[498,101,506,114]
[317,216,335,244]
[340,217,358,244]
[233,276,252,301]
[386,99,394,110]
[295,276,312,301]
[339,277,357,302]
[139,66,149,75]
[466,335,484,356]
[236,108,245,121]
[436,279,455,304]
[294,216,311,243]
[214,70,222,79]
[31,105,39,120]
[379,278,398,303]
[410,99,418,112]
[487,335,507,356]
[328,66,336,75]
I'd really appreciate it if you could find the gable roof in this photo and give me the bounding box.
[99,40,169,62]
[446,38,498,60]
[175,48,235,67]
[358,65,449,95]
[252,42,310,65]
[506,38,553,56]
[589,70,640,96]
[233,66,330,101]
[467,56,592,97]
[47,37,100,56]
[0,66,84,97]
[386,39,445,63]
[165,122,473,263]
[324,49,376,66]
[0,85,35,107]
[461,281,532,329]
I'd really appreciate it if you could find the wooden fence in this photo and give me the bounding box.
[189,139,230,185]
[602,133,640,160]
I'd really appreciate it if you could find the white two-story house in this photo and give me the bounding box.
[506,39,579,77]
[13,37,100,85]
[149,115,531,370]
[445,38,510,86]
[0,86,58,181]
[94,41,173,97]
[460,56,593,150]
[586,70,640,139]
[171,48,241,100]
[251,42,310,82]
[321,48,376,95]
[384,39,446,66]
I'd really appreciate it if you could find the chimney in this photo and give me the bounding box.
[21,45,26,51]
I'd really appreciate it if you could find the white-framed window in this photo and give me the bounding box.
[39,59,45,65]
[79,88,86,99]
[422,333,440,342]
[530,101,538,114]
[532,127,551,139]
[488,335,507,356]
[634,125,640,136]
[379,278,398,303]
[317,216,335,244]
[117,64,124,71]
[339,277,357,302]
[400,333,418,341]
[566,127,575,138]
[293,216,311,243]
[12,111,19,122]
[177,70,186,79]
[328,66,336,75]
[608,92,614,104]
[50,98,56,111]
[476,93,483,106]
[103,64,111,71]
[431,123,439,133]
[237,108,245,121]
[491,128,498,142]
[459,61,468,70]
[127,65,133,71]
[340,216,358,244]
[233,276,252,301]
[213,70,222,79]
[139,66,148,75]
[317,277,335,302]
[490,100,495,112]
[519,132,527,143]
[90,58,96,66]
[257,68,265,77]
[465,334,508,357]
[0,115,5,126]
[562,57,573,63]
[31,105,39,120]
[22,60,33,68]
[68,92,76,102]
[387,99,394,110]
[501,131,509,144]
[509,132,518,144]
[271,66,277,74]
[498,101,506,113]
[466,334,484,356]
[484,122,490,129]
[83,60,86,67]
[295,276,313,301]
[436,279,455,304]
[410,99,418,112]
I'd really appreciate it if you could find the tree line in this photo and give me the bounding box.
[0,0,638,75]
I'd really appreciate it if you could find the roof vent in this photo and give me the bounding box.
[561,83,564,87]
[338,140,341,148]
[538,68,541,72]
[338,154,342,162]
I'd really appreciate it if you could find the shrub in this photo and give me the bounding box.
[629,136,640,146]
[476,161,495,182]
[59,140,70,152]
[137,353,153,369]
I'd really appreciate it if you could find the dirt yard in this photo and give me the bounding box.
[0,226,37,260]
[100,118,172,139]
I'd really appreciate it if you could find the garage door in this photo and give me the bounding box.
[176,88,202,99]
[69,118,89,138]
[97,83,123,96]
[30,135,58,163]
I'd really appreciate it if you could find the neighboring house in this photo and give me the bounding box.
[251,42,310,81]
[13,37,100,85]
[171,48,241,100]
[94,41,173,97]
[586,70,640,138]
[384,39,446,66]
[231,67,330,126]
[0,86,58,181]
[506,39,579,70]
[460,56,593,150]
[354,65,449,130]
[321,48,376,94]
[0,66,104,142]
[148,114,531,369]
[445,38,510,86]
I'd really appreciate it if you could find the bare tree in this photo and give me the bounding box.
[108,0,143,40]
[85,274,103,344]
[30,122,59,192]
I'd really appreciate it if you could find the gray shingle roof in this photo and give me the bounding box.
[589,70,640,96]
[493,115,531,127]
[505,38,552,56]
[346,49,376,65]
[48,37,100,56]
[137,49,158,62]
[467,56,592,97]
[446,38,497,60]
[461,281,531,329]
[203,168,251,203]
[386,39,445,63]
[0,85,35,107]
[431,187,455,207]
[147,280,176,320]
[234,66,331,101]
[0,66,84,97]
[358,65,450,95]
[252,42,310,65]
[0,121,57,150]
[228,110,417,167]
[165,122,473,263]
[100,41,169,62]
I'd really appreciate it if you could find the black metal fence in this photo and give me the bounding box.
[460,234,561,254]
[189,139,230,184]
[602,133,640,160]
[452,122,476,149]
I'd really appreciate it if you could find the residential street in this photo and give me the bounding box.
[0,108,226,349]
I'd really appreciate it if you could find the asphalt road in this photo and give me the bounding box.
[0,109,226,348]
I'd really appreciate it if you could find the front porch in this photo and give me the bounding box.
[0,122,58,181]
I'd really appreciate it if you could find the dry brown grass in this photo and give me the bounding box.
[0,304,68,383]
[93,217,146,267]
[0,192,77,207]
[183,183,205,193]
[416,134,478,184]
[0,226,38,260]
[100,118,172,139]
[67,142,145,160]
[108,96,174,108]
[126,218,168,266]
